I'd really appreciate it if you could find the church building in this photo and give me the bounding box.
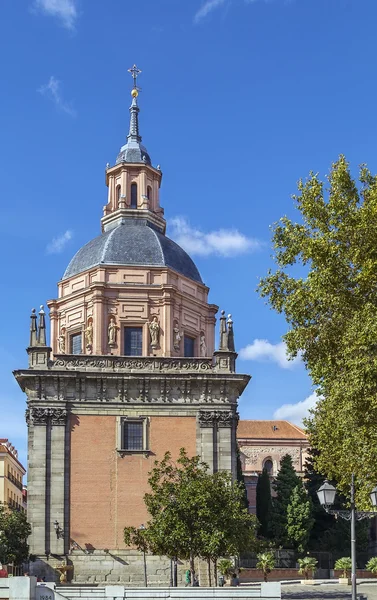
[14,67,251,583]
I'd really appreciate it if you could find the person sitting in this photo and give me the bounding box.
[230,573,240,586]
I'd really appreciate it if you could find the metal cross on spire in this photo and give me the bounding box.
[128,64,142,90]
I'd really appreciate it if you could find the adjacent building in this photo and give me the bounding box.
[0,439,26,512]
[237,420,309,513]
[14,67,250,583]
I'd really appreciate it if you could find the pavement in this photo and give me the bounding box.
[280,580,377,600]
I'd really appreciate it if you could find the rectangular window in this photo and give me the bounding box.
[71,333,82,355]
[123,421,144,451]
[184,336,195,357]
[124,327,142,356]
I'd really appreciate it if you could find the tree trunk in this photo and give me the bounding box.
[207,558,212,587]
[190,553,195,587]
[214,559,218,586]
[264,572,268,583]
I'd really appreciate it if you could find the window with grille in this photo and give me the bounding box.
[123,421,144,451]
[184,336,195,357]
[124,327,142,356]
[71,333,82,355]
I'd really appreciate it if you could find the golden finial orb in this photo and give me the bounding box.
[131,88,139,98]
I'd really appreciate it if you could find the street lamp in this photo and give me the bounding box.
[139,524,147,587]
[317,474,377,600]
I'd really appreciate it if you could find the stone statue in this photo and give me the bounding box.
[173,325,182,350]
[200,334,207,357]
[108,317,117,346]
[148,316,160,348]
[85,321,93,347]
[57,332,66,354]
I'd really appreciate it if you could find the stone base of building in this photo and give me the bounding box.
[28,551,198,586]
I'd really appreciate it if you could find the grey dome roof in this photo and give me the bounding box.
[62,220,203,283]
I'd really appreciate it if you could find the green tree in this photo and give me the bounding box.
[256,468,272,538]
[258,156,377,505]
[270,454,301,546]
[286,483,314,553]
[304,446,336,549]
[0,505,31,566]
[297,556,318,580]
[135,449,257,586]
[236,446,249,510]
[256,551,275,582]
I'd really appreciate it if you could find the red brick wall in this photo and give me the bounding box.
[70,414,197,549]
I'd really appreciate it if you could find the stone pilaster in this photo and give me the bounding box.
[50,419,66,555]
[26,411,47,555]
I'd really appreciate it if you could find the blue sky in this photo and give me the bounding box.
[1,0,377,467]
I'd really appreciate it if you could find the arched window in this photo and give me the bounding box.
[147,185,152,201]
[131,183,137,208]
[263,459,273,476]
[116,185,121,203]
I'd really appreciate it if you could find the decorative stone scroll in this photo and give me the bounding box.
[198,410,237,428]
[26,407,67,426]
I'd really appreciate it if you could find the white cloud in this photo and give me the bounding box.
[169,217,261,257]
[34,0,78,29]
[194,0,228,22]
[239,339,301,369]
[38,76,77,117]
[46,230,73,254]
[273,392,320,426]
[194,0,292,22]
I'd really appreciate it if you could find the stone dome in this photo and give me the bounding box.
[62,219,203,283]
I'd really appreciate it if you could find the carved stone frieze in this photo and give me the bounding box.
[26,406,67,426]
[53,355,214,372]
[198,410,237,428]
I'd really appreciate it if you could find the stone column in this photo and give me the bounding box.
[49,410,67,555]
[92,289,104,354]
[217,410,237,479]
[26,415,47,555]
[197,411,216,473]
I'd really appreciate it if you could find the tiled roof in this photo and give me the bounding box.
[237,420,307,440]
[62,220,203,283]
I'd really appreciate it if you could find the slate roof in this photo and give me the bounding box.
[237,420,307,440]
[62,220,203,283]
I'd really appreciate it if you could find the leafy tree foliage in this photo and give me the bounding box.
[0,505,31,566]
[258,156,377,505]
[256,468,272,538]
[286,483,313,553]
[236,446,249,510]
[304,446,368,554]
[124,449,257,585]
[298,556,317,580]
[304,446,336,548]
[270,454,301,546]
[256,551,275,582]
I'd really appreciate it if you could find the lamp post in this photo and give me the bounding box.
[139,524,147,587]
[317,474,377,600]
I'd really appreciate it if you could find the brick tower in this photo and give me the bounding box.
[14,67,251,583]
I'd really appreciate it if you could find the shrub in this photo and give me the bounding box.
[366,557,377,573]
[217,559,234,578]
[334,557,352,578]
[298,556,318,580]
[256,551,275,582]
